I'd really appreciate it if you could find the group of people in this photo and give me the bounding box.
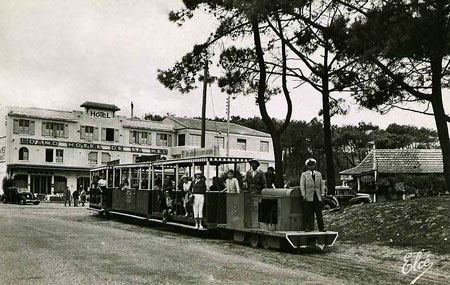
[90,157,326,232]
[63,186,87,207]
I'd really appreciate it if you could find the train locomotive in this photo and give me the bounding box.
[89,156,338,252]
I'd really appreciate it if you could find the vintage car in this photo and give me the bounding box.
[335,185,372,205]
[2,187,40,205]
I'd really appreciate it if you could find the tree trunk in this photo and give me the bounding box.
[321,42,336,196]
[272,135,285,188]
[431,58,450,193]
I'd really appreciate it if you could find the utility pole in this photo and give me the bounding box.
[226,95,231,156]
[201,57,208,148]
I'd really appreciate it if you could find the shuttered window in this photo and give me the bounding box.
[129,130,150,145]
[13,119,35,135]
[42,122,67,138]
[102,128,118,142]
[156,133,172,146]
[80,125,98,141]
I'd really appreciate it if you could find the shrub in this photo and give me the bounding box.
[2,177,14,192]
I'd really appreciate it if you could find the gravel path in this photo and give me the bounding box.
[0,203,448,284]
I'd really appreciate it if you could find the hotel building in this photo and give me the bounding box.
[0,102,274,195]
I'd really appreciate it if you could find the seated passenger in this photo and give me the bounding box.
[165,190,174,215]
[224,170,240,193]
[163,176,173,196]
[209,176,224,192]
[119,178,129,190]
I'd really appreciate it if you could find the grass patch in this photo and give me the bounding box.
[325,196,450,254]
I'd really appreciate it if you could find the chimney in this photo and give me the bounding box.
[131,101,134,119]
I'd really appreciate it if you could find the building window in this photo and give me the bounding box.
[18,147,29,161]
[178,134,185,146]
[106,128,115,141]
[260,141,269,152]
[129,131,150,145]
[260,163,269,172]
[81,125,98,141]
[101,153,111,164]
[190,134,201,147]
[156,133,172,146]
[55,149,64,163]
[237,138,247,151]
[43,122,66,138]
[140,132,149,144]
[13,119,35,135]
[215,136,225,149]
[88,152,98,165]
[45,149,54,162]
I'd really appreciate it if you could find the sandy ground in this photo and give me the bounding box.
[0,203,449,285]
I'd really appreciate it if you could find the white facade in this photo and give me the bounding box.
[0,102,274,195]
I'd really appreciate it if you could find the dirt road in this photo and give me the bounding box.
[0,203,448,284]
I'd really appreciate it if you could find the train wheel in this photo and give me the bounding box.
[260,236,270,249]
[249,234,260,248]
[233,231,246,243]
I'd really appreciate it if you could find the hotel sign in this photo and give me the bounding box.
[89,110,112,119]
[181,147,218,158]
[20,138,168,155]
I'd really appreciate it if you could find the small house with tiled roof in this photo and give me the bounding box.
[340,149,444,201]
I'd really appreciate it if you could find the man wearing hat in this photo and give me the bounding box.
[300,158,326,232]
[244,159,267,194]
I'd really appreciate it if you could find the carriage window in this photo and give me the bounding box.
[19,147,29,161]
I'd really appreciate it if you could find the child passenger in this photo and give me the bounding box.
[224,170,240,193]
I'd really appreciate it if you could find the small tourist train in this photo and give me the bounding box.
[88,155,338,252]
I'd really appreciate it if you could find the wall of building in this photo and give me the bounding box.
[2,103,275,194]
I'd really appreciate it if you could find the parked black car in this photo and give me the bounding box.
[2,187,40,205]
[334,185,372,205]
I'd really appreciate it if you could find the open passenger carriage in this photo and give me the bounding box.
[89,156,338,252]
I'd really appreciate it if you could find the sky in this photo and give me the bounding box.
[0,0,448,130]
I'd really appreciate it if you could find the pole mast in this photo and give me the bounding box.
[226,95,230,156]
[201,55,208,148]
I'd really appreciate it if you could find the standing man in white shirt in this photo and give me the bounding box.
[300,158,326,232]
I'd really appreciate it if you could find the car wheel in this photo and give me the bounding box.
[20,198,26,205]
[323,204,331,211]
